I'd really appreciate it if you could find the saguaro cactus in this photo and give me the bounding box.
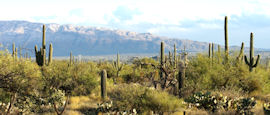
[69,52,73,66]
[209,43,212,58]
[224,16,229,63]
[15,48,18,60]
[244,33,260,72]
[19,46,22,59]
[12,43,16,58]
[178,47,188,97]
[101,69,107,99]
[35,24,47,66]
[218,45,221,64]
[212,43,214,59]
[237,42,245,63]
[174,44,177,68]
[35,24,53,66]
[160,42,165,78]
[48,43,53,65]
[112,53,123,84]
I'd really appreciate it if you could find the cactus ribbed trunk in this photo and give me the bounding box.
[209,43,211,58]
[225,16,229,63]
[48,44,53,65]
[101,69,107,99]
[244,32,260,72]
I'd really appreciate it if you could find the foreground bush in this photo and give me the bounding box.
[107,84,183,114]
[185,92,256,114]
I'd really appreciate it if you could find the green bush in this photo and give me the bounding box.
[108,84,183,114]
[185,53,265,95]
[185,92,256,114]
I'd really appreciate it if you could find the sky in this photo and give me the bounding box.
[1,0,270,48]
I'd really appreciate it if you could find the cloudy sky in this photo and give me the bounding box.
[1,0,270,48]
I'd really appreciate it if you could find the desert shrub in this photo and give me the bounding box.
[0,52,42,114]
[185,53,265,95]
[185,92,256,114]
[184,92,230,112]
[41,61,99,96]
[108,84,183,114]
[70,62,99,96]
[235,97,256,114]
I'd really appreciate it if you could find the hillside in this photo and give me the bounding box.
[0,21,209,56]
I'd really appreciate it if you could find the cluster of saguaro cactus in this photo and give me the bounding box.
[101,69,107,99]
[34,25,53,66]
[208,43,215,65]
[244,33,260,72]
[112,53,123,84]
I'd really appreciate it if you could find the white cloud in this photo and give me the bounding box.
[1,0,270,25]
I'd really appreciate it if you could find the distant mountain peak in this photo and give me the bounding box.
[0,20,209,56]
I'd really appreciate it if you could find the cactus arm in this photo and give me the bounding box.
[244,55,250,65]
[253,55,260,67]
[35,45,38,54]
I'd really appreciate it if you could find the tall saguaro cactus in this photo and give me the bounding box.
[101,69,107,99]
[244,33,260,72]
[160,42,165,79]
[35,24,53,66]
[209,43,212,58]
[224,16,229,63]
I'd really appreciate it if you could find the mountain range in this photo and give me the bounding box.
[0,21,210,56]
